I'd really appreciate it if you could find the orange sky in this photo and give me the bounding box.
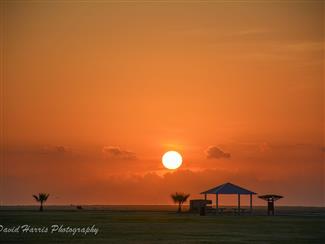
[1,1,324,206]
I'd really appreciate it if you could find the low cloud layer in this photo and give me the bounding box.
[39,145,70,155]
[206,146,231,159]
[2,143,324,206]
[102,146,136,160]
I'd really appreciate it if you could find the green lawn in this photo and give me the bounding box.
[0,207,324,243]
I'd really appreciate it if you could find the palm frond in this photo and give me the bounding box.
[32,195,39,202]
[33,193,49,202]
[181,194,190,203]
[170,192,190,204]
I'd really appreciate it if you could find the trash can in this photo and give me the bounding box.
[199,206,206,216]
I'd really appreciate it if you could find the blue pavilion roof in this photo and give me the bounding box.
[201,182,256,195]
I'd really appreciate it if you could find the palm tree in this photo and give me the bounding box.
[33,193,49,212]
[171,192,190,213]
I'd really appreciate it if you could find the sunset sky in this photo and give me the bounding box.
[1,1,324,206]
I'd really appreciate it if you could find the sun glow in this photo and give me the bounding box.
[162,151,182,170]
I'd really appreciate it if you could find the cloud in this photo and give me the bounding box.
[285,41,324,52]
[40,145,69,154]
[233,29,271,37]
[205,146,230,159]
[102,146,136,160]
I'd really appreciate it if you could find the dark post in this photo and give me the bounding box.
[237,194,240,215]
[250,193,253,213]
[267,198,275,215]
[215,194,219,214]
[258,195,283,216]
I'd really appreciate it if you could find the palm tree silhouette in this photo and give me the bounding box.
[171,192,190,213]
[33,193,49,212]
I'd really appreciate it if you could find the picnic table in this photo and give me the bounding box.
[232,208,248,214]
[206,207,250,215]
[216,208,226,214]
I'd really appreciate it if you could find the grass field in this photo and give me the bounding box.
[0,206,324,243]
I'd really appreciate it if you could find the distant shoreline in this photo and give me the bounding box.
[1,204,324,208]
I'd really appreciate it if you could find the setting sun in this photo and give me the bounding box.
[162,151,183,170]
[1,1,324,242]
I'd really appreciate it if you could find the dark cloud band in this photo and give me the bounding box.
[206,146,230,159]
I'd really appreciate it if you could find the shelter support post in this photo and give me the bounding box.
[237,194,240,215]
[215,194,219,214]
[250,194,253,213]
[204,194,207,200]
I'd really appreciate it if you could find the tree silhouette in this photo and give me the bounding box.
[33,193,49,212]
[171,192,190,213]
